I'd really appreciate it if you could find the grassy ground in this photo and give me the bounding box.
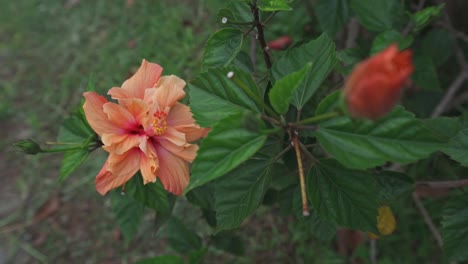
[0,1,227,263]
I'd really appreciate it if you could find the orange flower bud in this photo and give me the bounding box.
[343,44,414,120]
[267,35,292,50]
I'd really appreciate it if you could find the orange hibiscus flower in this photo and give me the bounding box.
[83,59,207,195]
[343,44,413,120]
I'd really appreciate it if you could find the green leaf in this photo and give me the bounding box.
[189,67,263,127]
[202,28,244,70]
[412,4,444,32]
[258,0,292,11]
[135,255,184,264]
[186,113,267,193]
[370,30,413,55]
[215,159,272,231]
[167,217,202,254]
[111,191,144,244]
[125,175,170,213]
[57,111,94,144]
[211,232,245,255]
[232,51,254,73]
[59,149,89,181]
[412,53,441,90]
[307,159,379,232]
[421,29,455,67]
[315,90,342,116]
[442,129,468,166]
[292,189,337,241]
[217,1,252,28]
[374,171,414,203]
[442,193,468,261]
[423,116,462,139]
[188,248,207,264]
[316,106,447,169]
[269,63,312,114]
[314,0,351,36]
[350,0,400,32]
[186,184,215,210]
[271,33,336,109]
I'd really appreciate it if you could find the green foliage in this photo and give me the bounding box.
[314,0,351,36]
[374,171,414,204]
[412,53,441,90]
[269,63,312,114]
[258,0,292,12]
[412,4,445,32]
[442,193,468,261]
[217,1,252,27]
[307,159,379,232]
[202,28,244,70]
[167,217,203,254]
[136,255,184,264]
[125,175,171,213]
[215,159,272,231]
[370,30,413,54]
[55,111,96,181]
[271,33,336,109]
[350,0,401,32]
[60,149,89,180]
[111,191,145,244]
[443,129,468,166]
[211,232,245,255]
[189,67,263,127]
[315,90,342,115]
[420,29,455,67]
[186,113,267,193]
[316,107,447,169]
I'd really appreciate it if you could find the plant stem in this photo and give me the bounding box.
[252,5,272,69]
[297,111,340,125]
[412,193,443,248]
[293,133,309,216]
[416,179,468,189]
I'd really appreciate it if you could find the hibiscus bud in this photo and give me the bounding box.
[343,44,414,120]
[267,35,292,50]
[14,139,43,154]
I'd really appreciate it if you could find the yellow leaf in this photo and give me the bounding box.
[368,205,396,239]
[377,205,396,235]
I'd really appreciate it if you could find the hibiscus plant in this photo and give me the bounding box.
[15,0,468,263]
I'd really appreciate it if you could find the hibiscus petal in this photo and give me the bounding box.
[95,161,114,195]
[102,133,144,154]
[166,103,207,142]
[159,139,198,162]
[175,125,209,142]
[121,59,163,99]
[103,102,138,131]
[161,126,187,146]
[108,87,133,101]
[96,149,141,195]
[140,151,158,184]
[152,75,186,111]
[166,103,194,126]
[156,145,189,195]
[83,92,121,135]
[125,99,150,127]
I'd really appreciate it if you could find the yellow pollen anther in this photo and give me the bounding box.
[152,111,168,135]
